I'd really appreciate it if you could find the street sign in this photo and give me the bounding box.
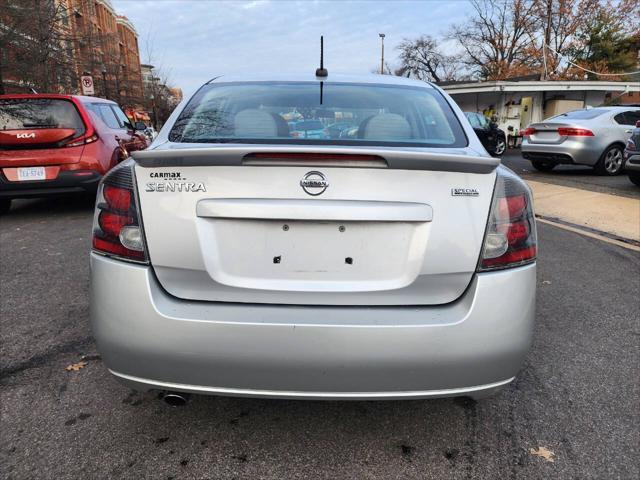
[81,75,94,95]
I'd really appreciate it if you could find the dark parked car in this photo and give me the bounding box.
[464,112,506,157]
[623,119,640,187]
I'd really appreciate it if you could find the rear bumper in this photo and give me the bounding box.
[624,152,640,172]
[90,253,536,400]
[522,139,602,166]
[0,170,101,198]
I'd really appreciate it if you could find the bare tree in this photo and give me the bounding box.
[448,0,540,80]
[396,35,461,82]
[1,0,76,94]
[139,31,179,127]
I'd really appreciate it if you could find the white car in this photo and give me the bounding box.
[90,73,537,404]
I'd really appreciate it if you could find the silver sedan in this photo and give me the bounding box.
[90,73,537,403]
[521,106,640,175]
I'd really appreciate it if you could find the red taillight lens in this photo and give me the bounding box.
[64,133,99,147]
[626,139,636,151]
[497,194,526,219]
[521,128,536,137]
[103,184,132,212]
[92,162,147,263]
[557,127,594,137]
[98,210,134,237]
[478,170,537,271]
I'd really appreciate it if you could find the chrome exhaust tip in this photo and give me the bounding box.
[162,391,191,407]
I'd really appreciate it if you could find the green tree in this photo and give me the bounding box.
[567,1,638,79]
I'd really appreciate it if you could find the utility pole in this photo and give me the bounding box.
[101,69,109,99]
[379,33,385,74]
[542,0,553,80]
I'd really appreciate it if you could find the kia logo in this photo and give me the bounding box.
[16,133,36,139]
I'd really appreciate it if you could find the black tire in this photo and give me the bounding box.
[628,172,640,187]
[594,145,624,176]
[0,199,11,215]
[531,160,556,172]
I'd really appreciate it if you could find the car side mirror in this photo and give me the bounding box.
[134,121,147,131]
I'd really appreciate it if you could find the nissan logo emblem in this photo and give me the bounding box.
[300,171,329,196]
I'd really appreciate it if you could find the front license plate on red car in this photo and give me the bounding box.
[17,167,46,181]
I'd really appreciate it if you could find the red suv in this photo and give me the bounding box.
[0,94,149,213]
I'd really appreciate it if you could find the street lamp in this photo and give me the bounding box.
[379,33,385,74]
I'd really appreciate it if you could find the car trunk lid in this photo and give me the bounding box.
[133,146,498,306]
[0,97,86,166]
[525,121,574,144]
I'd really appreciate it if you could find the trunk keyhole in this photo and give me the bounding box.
[273,256,281,264]
[345,257,353,265]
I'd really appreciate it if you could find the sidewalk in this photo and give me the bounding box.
[527,180,640,242]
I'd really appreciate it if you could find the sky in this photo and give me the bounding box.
[112,0,470,96]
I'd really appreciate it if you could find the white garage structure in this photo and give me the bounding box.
[441,80,640,136]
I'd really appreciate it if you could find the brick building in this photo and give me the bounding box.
[68,0,144,107]
[1,0,144,108]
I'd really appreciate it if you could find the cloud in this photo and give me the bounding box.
[112,0,469,96]
[242,0,270,9]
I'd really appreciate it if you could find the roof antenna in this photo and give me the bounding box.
[315,36,328,77]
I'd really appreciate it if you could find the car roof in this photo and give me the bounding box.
[581,106,640,111]
[208,73,434,89]
[0,93,115,105]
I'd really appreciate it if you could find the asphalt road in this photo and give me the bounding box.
[501,150,640,199]
[1,195,639,479]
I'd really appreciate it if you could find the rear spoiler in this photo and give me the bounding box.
[131,146,499,174]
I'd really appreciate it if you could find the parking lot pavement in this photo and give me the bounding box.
[501,150,640,199]
[1,196,639,480]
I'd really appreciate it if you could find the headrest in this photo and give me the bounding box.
[234,109,278,137]
[359,113,412,140]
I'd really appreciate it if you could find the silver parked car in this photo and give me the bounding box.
[521,106,640,175]
[623,119,640,187]
[90,74,537,403]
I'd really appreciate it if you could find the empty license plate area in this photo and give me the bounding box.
[199,218,430,292]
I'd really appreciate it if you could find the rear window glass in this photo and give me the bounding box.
[0,98,84,131]
[551,109,608,120]
[169,82,467,147]
[292,120,324,131]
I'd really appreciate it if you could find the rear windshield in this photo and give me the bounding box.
[292,120,324,131]
[550,109,608,120]
[169,82,467,147]
[0,98,84,131]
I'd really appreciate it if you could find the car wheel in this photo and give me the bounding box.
[531,160,556,172]
[0,198,11,215]
[629,172,640,187]
[595,145,624,176]
[492,136,506,157]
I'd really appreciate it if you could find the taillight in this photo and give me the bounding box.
[64,133,98,147]
[92,161,147,263]
[557,127,594,137]
[478,168,537,271]
[520,128,536,137]
[626,138,636,151]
